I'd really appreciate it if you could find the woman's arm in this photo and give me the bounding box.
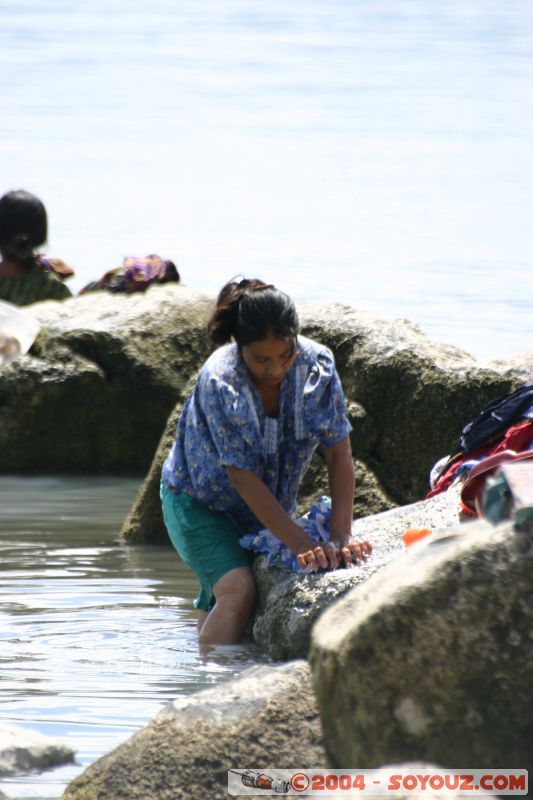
[226,466,320,557]
[323,436,372,567]
[226,467,329,569]
[323,435,355,545]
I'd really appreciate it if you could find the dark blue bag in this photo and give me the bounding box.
[459,382,533,454]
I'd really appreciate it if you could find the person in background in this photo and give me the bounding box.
[0,189,73,306]
[161,277,371,647]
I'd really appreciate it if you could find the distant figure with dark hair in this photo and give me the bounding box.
[0,189,73,306]
[161,277,371,647]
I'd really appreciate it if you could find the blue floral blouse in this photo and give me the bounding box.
[161,335,351,534]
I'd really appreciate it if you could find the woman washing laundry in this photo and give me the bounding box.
[160,277,371,646]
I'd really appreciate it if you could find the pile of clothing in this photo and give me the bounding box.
[80,254,179,295]
[427,383,533,515]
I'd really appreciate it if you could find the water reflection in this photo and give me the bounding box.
[0,477,269,800]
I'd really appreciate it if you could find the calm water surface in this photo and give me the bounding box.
[1,0,532,361]
[0,477,270,800]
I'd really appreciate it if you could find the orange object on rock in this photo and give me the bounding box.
[403,527,432,546]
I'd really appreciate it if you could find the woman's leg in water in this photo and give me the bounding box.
[197,566,255,645]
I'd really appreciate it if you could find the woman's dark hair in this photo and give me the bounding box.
[0,189,48,266]
[207,278,299,347]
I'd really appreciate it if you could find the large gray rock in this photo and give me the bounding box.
[62,661,326,800]
[299,304,532,502]
[0,723,75,777]
[0,285,212,473]
[309,518,533,770]
[253,489,461,659]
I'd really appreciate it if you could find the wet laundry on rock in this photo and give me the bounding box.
[427,385,533,517]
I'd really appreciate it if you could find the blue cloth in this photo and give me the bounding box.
[161,335,351,534]
[239,495,333,572]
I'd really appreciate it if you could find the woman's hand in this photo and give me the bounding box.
[296,539,372,572]
[296,542,331,572]
[335,538,372,568]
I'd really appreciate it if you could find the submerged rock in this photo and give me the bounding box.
[0,723,75,778]
[309,518,533,771]
[252,488,462,659]
[62,661,326,800]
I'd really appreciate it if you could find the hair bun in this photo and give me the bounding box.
[206,277,299,348]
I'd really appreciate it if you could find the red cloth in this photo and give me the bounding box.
[427,419,533,499]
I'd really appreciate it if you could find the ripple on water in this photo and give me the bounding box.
[0,477,270,800]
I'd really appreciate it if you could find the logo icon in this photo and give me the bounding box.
[290,772,310,792]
